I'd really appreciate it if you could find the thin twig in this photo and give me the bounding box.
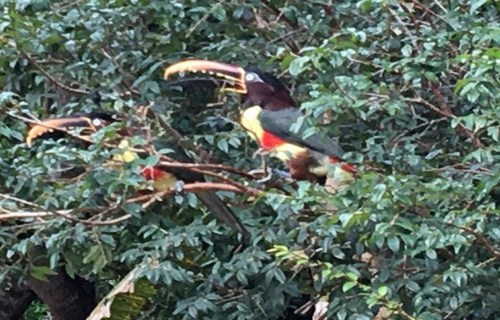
[431,0,448,13]
[407,96,483,147]
[51,0,87,11]
[331,77,356,103]
[394,309,418,320]
[154,112,210,162]
[0,193,83,223]
[22,53,90,95]
[390,118,447,147]
[82,214,132,226]
[409,0,453,28]
[261,0,300,30]
[156,161,257,180]
[0,180,259,224]
[124,182,261,202]
[363,93,483,147]
[425,164,492,176]
[446,222,500,259]
[186,1,225,38]
[100,47,140,96]
[269,27,307,44]
[386,4,418,49]
[4,221,51,231]
[428,83,483,147]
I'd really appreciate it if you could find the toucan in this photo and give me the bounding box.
[164,59,357,188]
[26,112,250,239]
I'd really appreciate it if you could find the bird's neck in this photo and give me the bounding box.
[244,92,296,111]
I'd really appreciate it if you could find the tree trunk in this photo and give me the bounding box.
[26,269,96,320]
[0,276,36,320]
[23,246,97,320]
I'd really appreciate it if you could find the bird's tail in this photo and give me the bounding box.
[195,190,250,242]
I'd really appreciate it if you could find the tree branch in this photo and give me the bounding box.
[363,93,484,148]
[0,181,261,224]
[446,222,500,259]
[0,209,70,220]
[22,53,90,95]
[0,193,83,223]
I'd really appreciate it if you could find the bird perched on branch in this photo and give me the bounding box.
[26,112,250,239]
[164,59,357,190]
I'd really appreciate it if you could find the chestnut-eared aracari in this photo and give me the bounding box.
[26,112,249,239]
[164,59,356,186]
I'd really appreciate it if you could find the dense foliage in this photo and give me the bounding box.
[1,0,499,319]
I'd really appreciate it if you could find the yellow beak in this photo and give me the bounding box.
[164,59,248,94]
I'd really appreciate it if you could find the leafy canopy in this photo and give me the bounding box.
[1,0,499,319]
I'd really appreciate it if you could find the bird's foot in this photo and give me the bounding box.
[249,168,291,184]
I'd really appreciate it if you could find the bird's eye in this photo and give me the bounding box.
[245,72,262,82]
[92,118,102,126]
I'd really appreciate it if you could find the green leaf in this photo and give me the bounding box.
[30,266,58,281]
[342,281,357,292]
[378,286,389,297]
[211,6,226,21]
[289,56,310,76]
[426,249,437,260]
[401,44,413,57]
[388,237,400,252]
[217,139,229,152]
[487,126,498,141]
[470,0,489,13]
[371,184,386,202]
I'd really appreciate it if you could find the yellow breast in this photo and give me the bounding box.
[240,106,265,142]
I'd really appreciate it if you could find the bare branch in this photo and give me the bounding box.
[0,179,261,225]
[157,161,257,180]
[0,193,83,223]
[0,209,61,220]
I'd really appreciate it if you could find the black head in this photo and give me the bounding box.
[242,67,296,110]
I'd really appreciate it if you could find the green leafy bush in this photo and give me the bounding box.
[1,0,499,319]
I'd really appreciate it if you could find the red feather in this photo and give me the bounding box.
[261,131,286,149]
[141,166,167,180]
